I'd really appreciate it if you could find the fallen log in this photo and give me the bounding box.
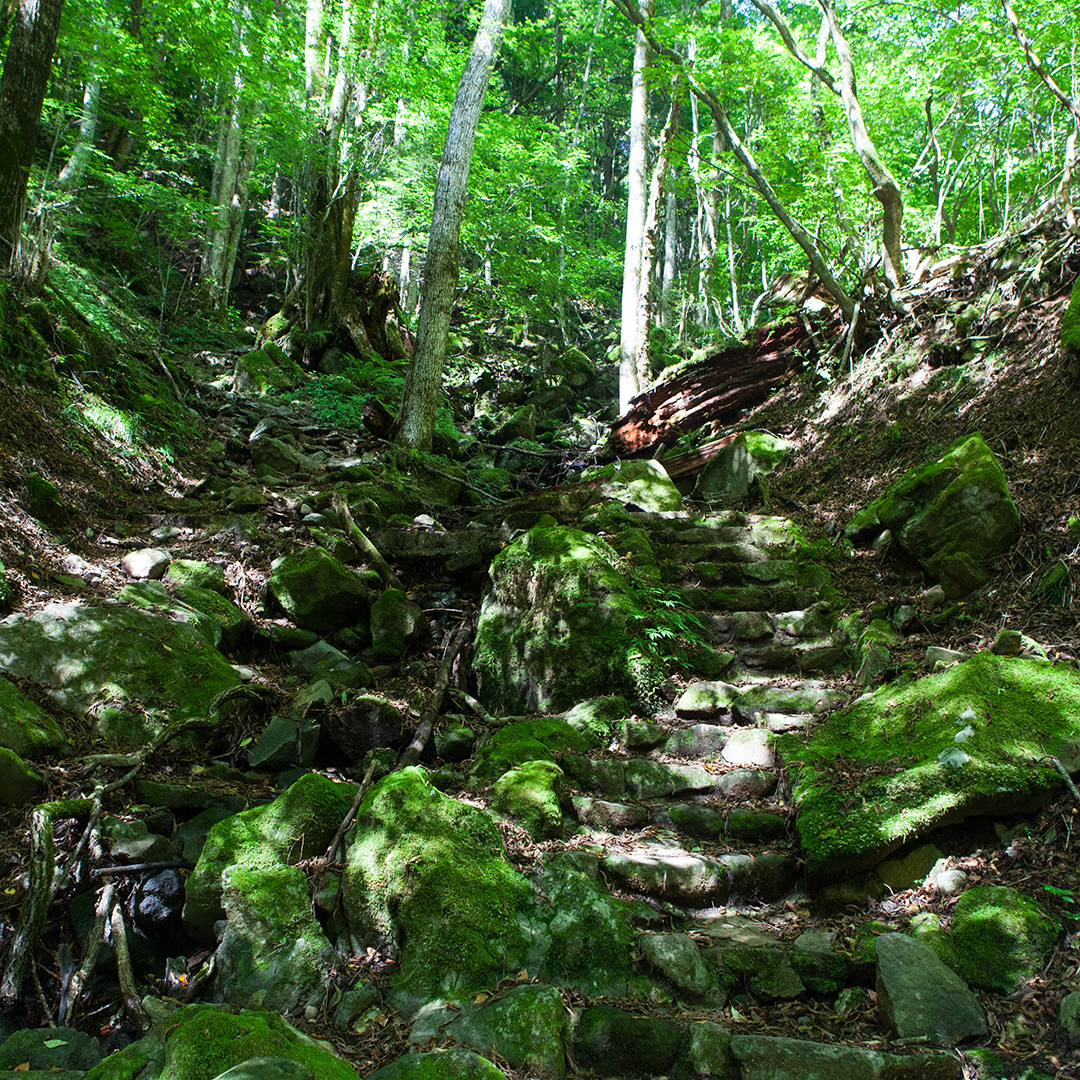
[609,315,836,456]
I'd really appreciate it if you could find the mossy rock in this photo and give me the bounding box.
[165,559,229,595]
[264,547,375,635]
[519,854,635,994]
[473,717,590,778]
[474,526,665,713]
[0,676,65,758]
[341,767,530,1001]
[183,772,356,943]
[1062,276,1080,380]
[214,863,337,1011]
[491,760,565,840]
[780,653,1080,879]
[844,434,1019,583]
[367,1050,504,1080]
[574,1005,680,1076]
[84,1004,355,1080]
[583,459,684,513]
[22,473,68,527]
[235,349,304,395]
[951,885,1057,992]
[0,602,241,747]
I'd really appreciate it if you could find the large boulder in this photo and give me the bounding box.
[183,772,356,943]
[584,459,683,513]
[780,652,1080,880]
[693,432,793,506]
[844,434,1019,594]
[82,1004,355,1080]
[264,548,377,634]
[0,675,64,757]
[0,601,241,747]
[341,767,530,1006]
[474,526,665,713]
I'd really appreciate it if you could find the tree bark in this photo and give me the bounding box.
[393,0,513,450]
[57,67,102,192]
[818,0,904,288]
[0,0,65,270]
[618,0,652,414]
[634,79,683,385]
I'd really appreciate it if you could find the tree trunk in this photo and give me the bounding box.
[634,80,682,386]
[618,0,651,414]
[393,0,513,450]
[818,0,904,288]
[57,67,102,192]
[0,0,65,271]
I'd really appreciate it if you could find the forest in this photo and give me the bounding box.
[1,0,1080,1078]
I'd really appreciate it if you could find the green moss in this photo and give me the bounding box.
[491,760,565,839]
[473,718,589,778]
[82,1042,151,1080]
[183,772,356,942]
[474,527,666,713]
[781,653,1080,877]
[23,472,68,526]
[1062,277,1080,354]
[368,1049,505,1080]
[951,885,1056,991]
[157,1004,355,1080]
[343,767,529,997]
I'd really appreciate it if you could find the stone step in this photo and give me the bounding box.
[600,843,797,905]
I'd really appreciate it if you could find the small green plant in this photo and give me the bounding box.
[1043,883,1080,919]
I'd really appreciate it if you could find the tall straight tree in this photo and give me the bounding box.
[394,0,513,451]
[0,0,65,271]
[618,0,651,414]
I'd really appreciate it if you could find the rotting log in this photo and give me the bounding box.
[608,316,835,456]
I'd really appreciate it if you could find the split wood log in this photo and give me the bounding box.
[608,316,836,456]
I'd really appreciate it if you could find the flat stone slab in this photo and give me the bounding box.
[730,1033,960,1079]
[662,724,728,758]
[876,932,987,1046]
[734,684,847,718]
[675,681,740,720]
[602,847,796,905]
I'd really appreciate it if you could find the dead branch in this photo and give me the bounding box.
[333,495,404,590]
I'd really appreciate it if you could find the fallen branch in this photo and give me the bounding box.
[110,903,149,1032]
[333,495,404,590]
[1041,754,1080,806]
[60,882,116,1026]
[321,621,473,867]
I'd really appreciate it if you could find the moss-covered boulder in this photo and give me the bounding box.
[584,459,683,513]
[408,984,568,1079]
[120,581,250,654]
[780,652,1080,879]
[474,526,665,713]
[83,1005,355,1080]
[0,675,64,757]
[844,434,1020,591]
[518,854,635,995]
[692,432,793,506]
[341,767,530,1002]
[0,601,241,747]
[213,863,338,1011]
[951,885,1057,992]
[22,472,69,527]
[1062,276,1080,383]
[490,760,565,839]
[370,588,424,659]
[264,548,376,634]
[165,559,229,595]
[183,772,356,943]
[472,717,590,779]
[368,1049,504,1080]
[574,1005,680,1077]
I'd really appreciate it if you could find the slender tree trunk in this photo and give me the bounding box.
[725,186,743,333]
[661,185,678,326]
[0,0,65,270]
[393,0,513,450]
[618,0,652,413]
[57,67,102,192]
[635,80,683,385]
[818,0,903,288]
[201,83,245,310]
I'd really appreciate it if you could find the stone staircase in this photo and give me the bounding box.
[553,508,849,917]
